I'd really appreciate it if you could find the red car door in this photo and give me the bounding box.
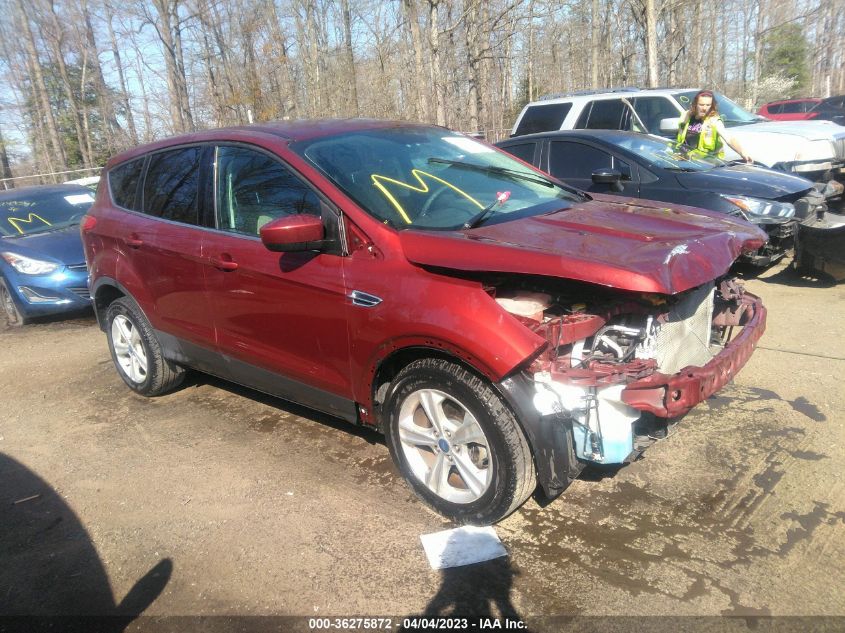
[105,146,215,347]
[201,144,354,420]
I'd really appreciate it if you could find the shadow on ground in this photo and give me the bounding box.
[402,557,525,628]
[0,453,171,630]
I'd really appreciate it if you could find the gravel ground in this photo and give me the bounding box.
[1,260,843,631]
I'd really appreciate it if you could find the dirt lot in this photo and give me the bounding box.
[1,260,843,629]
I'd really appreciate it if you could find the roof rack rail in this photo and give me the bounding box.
[538,87,641,101]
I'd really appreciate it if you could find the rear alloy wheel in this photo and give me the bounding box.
[0,278,27,327]
[385,358,536,524]
[106,297,184,396]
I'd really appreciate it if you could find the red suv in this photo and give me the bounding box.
[82,120,767,524]
[758,98,823,121]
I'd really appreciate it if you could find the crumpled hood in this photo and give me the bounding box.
[0,225,85,265]
[399,195,767,295]
[675,164,813,199]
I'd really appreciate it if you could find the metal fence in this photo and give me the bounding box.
[1,166,103,190]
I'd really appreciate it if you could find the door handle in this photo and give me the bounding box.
[125,234,143,248]
[211,255,239,271]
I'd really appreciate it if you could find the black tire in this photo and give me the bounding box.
[384,358,536,525]
[105,297,184,396]
[0,278,28,327]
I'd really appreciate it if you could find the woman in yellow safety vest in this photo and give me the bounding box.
[677,90,753,163]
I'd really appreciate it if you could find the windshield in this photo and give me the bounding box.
[613,134,726,171]
[676,90,764,127]
[0,189,94,237]
[290,127,583,230]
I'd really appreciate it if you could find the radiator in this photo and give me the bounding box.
[654,282,715,374]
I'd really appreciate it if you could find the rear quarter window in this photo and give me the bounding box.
[108,159,144,211]
[514,103,572,136]
[577,99,628,130]
[142,147,202,224]
[499,142,538,165]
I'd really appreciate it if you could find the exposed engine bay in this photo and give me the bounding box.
[489,276,759,466]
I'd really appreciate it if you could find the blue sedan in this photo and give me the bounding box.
[0,184,95,326]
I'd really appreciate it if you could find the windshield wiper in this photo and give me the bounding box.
[427,157,553,188]
[463,191,511,229]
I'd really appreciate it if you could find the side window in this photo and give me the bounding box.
[767,103,783,114]
[781,102,802,114]
[108,158,144,211]
[143,147,202,224]
[513,103,572,136]
[215,145,321,236]
[549,141,612,179]
[578,99,630,130]
[500,142,538,165]
[632,97,681,133]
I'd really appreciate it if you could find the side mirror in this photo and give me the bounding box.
[260,214,326,252]
[659,117,682,133]
[592,168,622,184]
[592,168,624,193]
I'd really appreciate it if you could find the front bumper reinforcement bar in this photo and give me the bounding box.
[620,292,766,417]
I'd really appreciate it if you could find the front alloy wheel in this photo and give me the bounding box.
[385,358,536,524]
[397,388,492,504]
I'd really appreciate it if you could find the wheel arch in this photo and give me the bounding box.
[91,277,153,334]
[371,344,580,500]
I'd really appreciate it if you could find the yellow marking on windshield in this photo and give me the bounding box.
[8,213,52,234]
[371,169,484,224]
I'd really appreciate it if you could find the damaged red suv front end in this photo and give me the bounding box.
[86,120,767,524]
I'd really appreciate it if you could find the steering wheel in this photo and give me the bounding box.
[416,185,452,220]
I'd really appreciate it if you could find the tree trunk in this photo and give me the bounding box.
[0,123,14,188]
[16,0,67,171]
[427,0,446,126]
[81,0,122,151]
[45,0,91,167]
[403,0,427,121]
[591,0,600,88]
[106,10,138,145]
[340,0,359,116]
[149,0,194,133]
[645,0,659,87]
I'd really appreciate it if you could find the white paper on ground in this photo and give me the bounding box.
[420,525,507,570]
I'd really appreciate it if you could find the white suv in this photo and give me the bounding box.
[511,88,845,182]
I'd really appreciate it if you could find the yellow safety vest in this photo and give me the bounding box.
[677,115,725,159]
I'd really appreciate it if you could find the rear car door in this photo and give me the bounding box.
[105,146,215,346]
[498,140,541,168]
[546,139,639,195]
[201,143,355,420]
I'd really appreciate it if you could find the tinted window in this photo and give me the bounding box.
[500,142,538,165]
[143,147,202,224]
[781,102,802,114]
[632,97,680,133]
[514,103,572,136]
[582,100,627,130]
[766,103,783,114]
[549,141,612,179]
[215,146,322,236]
[108,159,144,210]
